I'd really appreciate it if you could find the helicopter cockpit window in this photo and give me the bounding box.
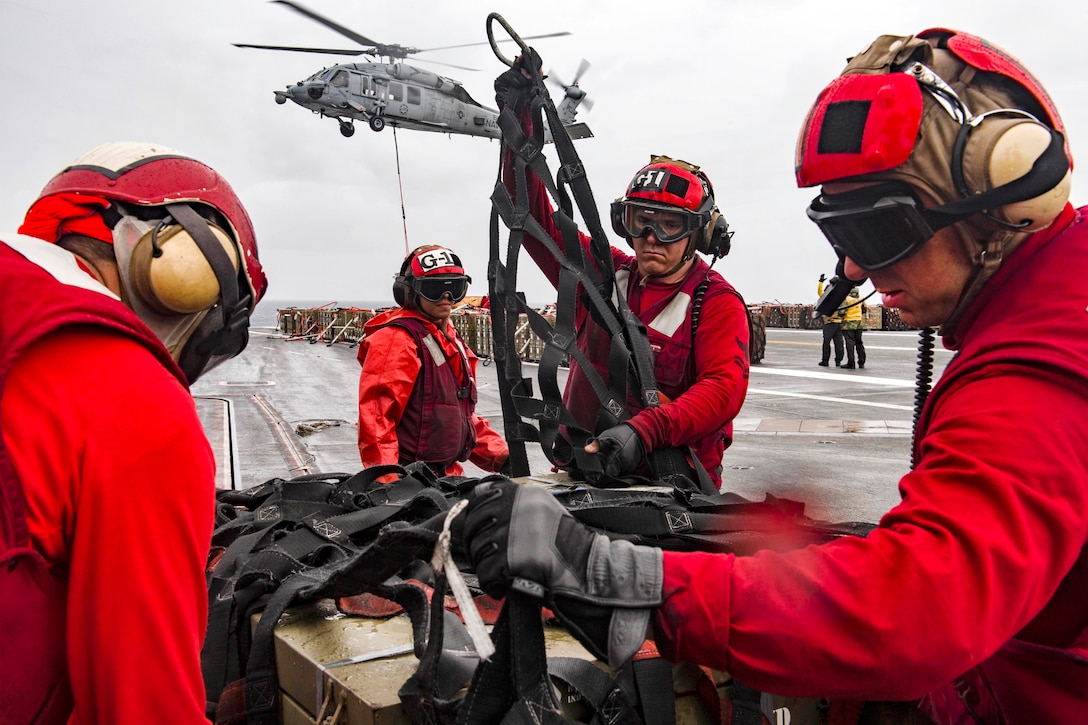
[407,86,421,105]
[450,85,478,106]
[330,70,349,88]
[389,83,404,102]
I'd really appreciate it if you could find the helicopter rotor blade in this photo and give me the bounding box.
[409,57,480,72]
[572,58,591,85]
[248,2,569,65]
[546,69,568,90]
[232,42,367,56]
[420,31,571,54]
[271,0,384,50]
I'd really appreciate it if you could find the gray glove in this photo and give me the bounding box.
[591,423,645,477]
[460,478,663,668]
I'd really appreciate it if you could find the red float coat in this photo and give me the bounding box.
[653,205,1088,722]
[508,141,750,487]
[0,236,214,724]
[357,307,509,477]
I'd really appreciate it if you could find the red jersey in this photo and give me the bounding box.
[653,206,1088,722]
[1,236,214,724]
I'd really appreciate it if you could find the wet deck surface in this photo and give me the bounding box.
[192,327,952,524]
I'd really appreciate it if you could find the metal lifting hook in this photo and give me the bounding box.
[486,13,529,68]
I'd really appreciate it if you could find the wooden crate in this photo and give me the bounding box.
[271,601,728,724]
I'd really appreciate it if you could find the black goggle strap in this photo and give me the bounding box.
[812,184,957,237]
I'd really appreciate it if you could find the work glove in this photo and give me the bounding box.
[459,478,662,669]
[590,423,645,478]
[494,49,543,113]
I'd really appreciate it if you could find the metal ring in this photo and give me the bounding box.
[486,13,528,68]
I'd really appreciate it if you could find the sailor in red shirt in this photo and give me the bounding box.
[357,245,509,478]
[495,63,750,487]
[462,30,1088,723]
[0,143,267,724]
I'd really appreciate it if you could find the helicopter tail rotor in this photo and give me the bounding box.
[548,59,594,112]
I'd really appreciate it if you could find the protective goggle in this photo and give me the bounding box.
[413,275,470,303]
[806,183,962,271]
[615,201,702,244]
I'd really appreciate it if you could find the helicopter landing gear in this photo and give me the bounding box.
[368,115,385,132]
[339,120,355,138]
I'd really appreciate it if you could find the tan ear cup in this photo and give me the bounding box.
[988,122,1071,231]
[129,224,239,314]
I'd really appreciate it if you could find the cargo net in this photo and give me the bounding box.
[485,49,713,494]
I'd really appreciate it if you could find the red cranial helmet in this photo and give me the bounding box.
[610,156,731,261]
[26,142,267,303]
[795,29,1073,337]
[795,29,1071,230]
[393,245,472,306]
[20,142,269,383]
[401,244,468,278]
[623,157,713,213]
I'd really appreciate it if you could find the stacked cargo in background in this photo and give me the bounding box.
[275,302,912,364]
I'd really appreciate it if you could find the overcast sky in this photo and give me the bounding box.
[3,0,1085,315]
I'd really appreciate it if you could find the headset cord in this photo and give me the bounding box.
[836,289,878,312]
[689,275,711,342]
[910,327,937,470]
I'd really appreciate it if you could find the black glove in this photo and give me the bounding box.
[493,49,542,113]
[819,273,827,282]
[592,423,645,478]
[460,479,662,668]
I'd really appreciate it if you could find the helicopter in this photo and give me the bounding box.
[235,0,593,141]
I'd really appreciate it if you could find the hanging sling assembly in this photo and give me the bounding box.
[484,13,716,495]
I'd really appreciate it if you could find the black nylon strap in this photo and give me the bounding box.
[203,467,455,721]
[553,487,876,555]
[632,655,677,725]
[730,680,763,725]
[490,175,622,467]
[398,574,481,724]
[454,592,576,725]
[547,657,644,725]
[241,518,445,724]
